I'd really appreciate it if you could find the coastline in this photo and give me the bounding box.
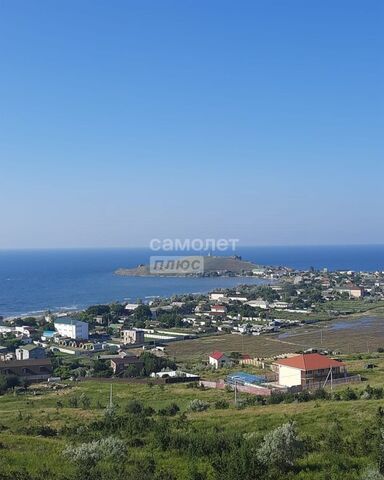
[1,276,270,320]
[3,245,384,320]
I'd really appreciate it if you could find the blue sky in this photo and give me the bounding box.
[0,0,383,248]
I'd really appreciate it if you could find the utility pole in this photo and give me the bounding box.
[109,384,113,408]
[234,380,238,406]
[323,367,332,390]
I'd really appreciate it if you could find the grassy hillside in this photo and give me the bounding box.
[1,355,384,479]
[115,255,258,276]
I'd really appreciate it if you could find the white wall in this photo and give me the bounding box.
[55,321,88,340]
[278,365,302,387]
[209,357,219,368]
[210,293,225,301]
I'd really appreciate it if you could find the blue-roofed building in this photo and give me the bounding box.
[226,372,267,386]
[43,330,56,338]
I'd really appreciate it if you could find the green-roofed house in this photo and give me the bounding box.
[109,323,123,331]
[16,344,46,361]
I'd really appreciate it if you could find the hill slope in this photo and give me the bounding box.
[115,255,259,276]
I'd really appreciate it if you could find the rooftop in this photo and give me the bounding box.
[209,351,225,360]
[18,344,43,351]
[0,358,52,368]
[227,372,266,385]
[54,318,85,326]
[275,353,345,371]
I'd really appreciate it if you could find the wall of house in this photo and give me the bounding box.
[122,330,144,344]
[55,322,88,340]
[278,365,302,387]
[16,348,45,360]
[209,357,218,368]
[75,323,89,340]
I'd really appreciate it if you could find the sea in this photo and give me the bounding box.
[0,245,383,318]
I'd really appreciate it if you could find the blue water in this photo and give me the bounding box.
[329,317,378,331]
[0,245,383,317]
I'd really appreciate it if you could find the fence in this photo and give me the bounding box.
[290,374,362,392]
[78,375,199,385]
[199,380,271,396]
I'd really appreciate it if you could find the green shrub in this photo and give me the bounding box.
[214,400,230,409]
[257,421,304,472]
[188,399,210,412]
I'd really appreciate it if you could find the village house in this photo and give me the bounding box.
[0,323,13,335]
[121,329,145,345]
[247,299,270,309]
[124,303,140,312]
[208,351,232,369]
[110,356,143,375]
[270,301,291,310]
[336,284,364,298]
[54,318,89,340]
[0,346,12,361]
[151,370,200,382]
[209,292,226,301]
[227,294,248,303]
[171,301,185,308]
[15,344,46,360]
[210,305,227,314]
[0,358,53,381]
[273,353,347,388]
[252,268,266,276]
[94,315,104,324]
[15,326,36,337]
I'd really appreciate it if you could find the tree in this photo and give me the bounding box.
[257,422,303,472]
[85,305,110,316]
[13,317,38,327]
[0,374,7,394]
[140,352,176,376]
[110,303,125,316]
[133,304,152,322]
[91,359,113,377]
[5,375,19,390]
[124,364,141,378]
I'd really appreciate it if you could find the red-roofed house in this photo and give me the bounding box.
[210,305,227,314]
[208,351,232,369]
[273,353,347,387]
[337,284,364,298]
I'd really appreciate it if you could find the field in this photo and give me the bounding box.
[167,315,384,363]
[2,302,384,479]
[272,299,384,322]
[1,355,384,479]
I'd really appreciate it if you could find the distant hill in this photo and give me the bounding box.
[115,255,258,277]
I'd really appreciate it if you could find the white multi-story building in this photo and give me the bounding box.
[121,329,144,345]
[54,318,89,340]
